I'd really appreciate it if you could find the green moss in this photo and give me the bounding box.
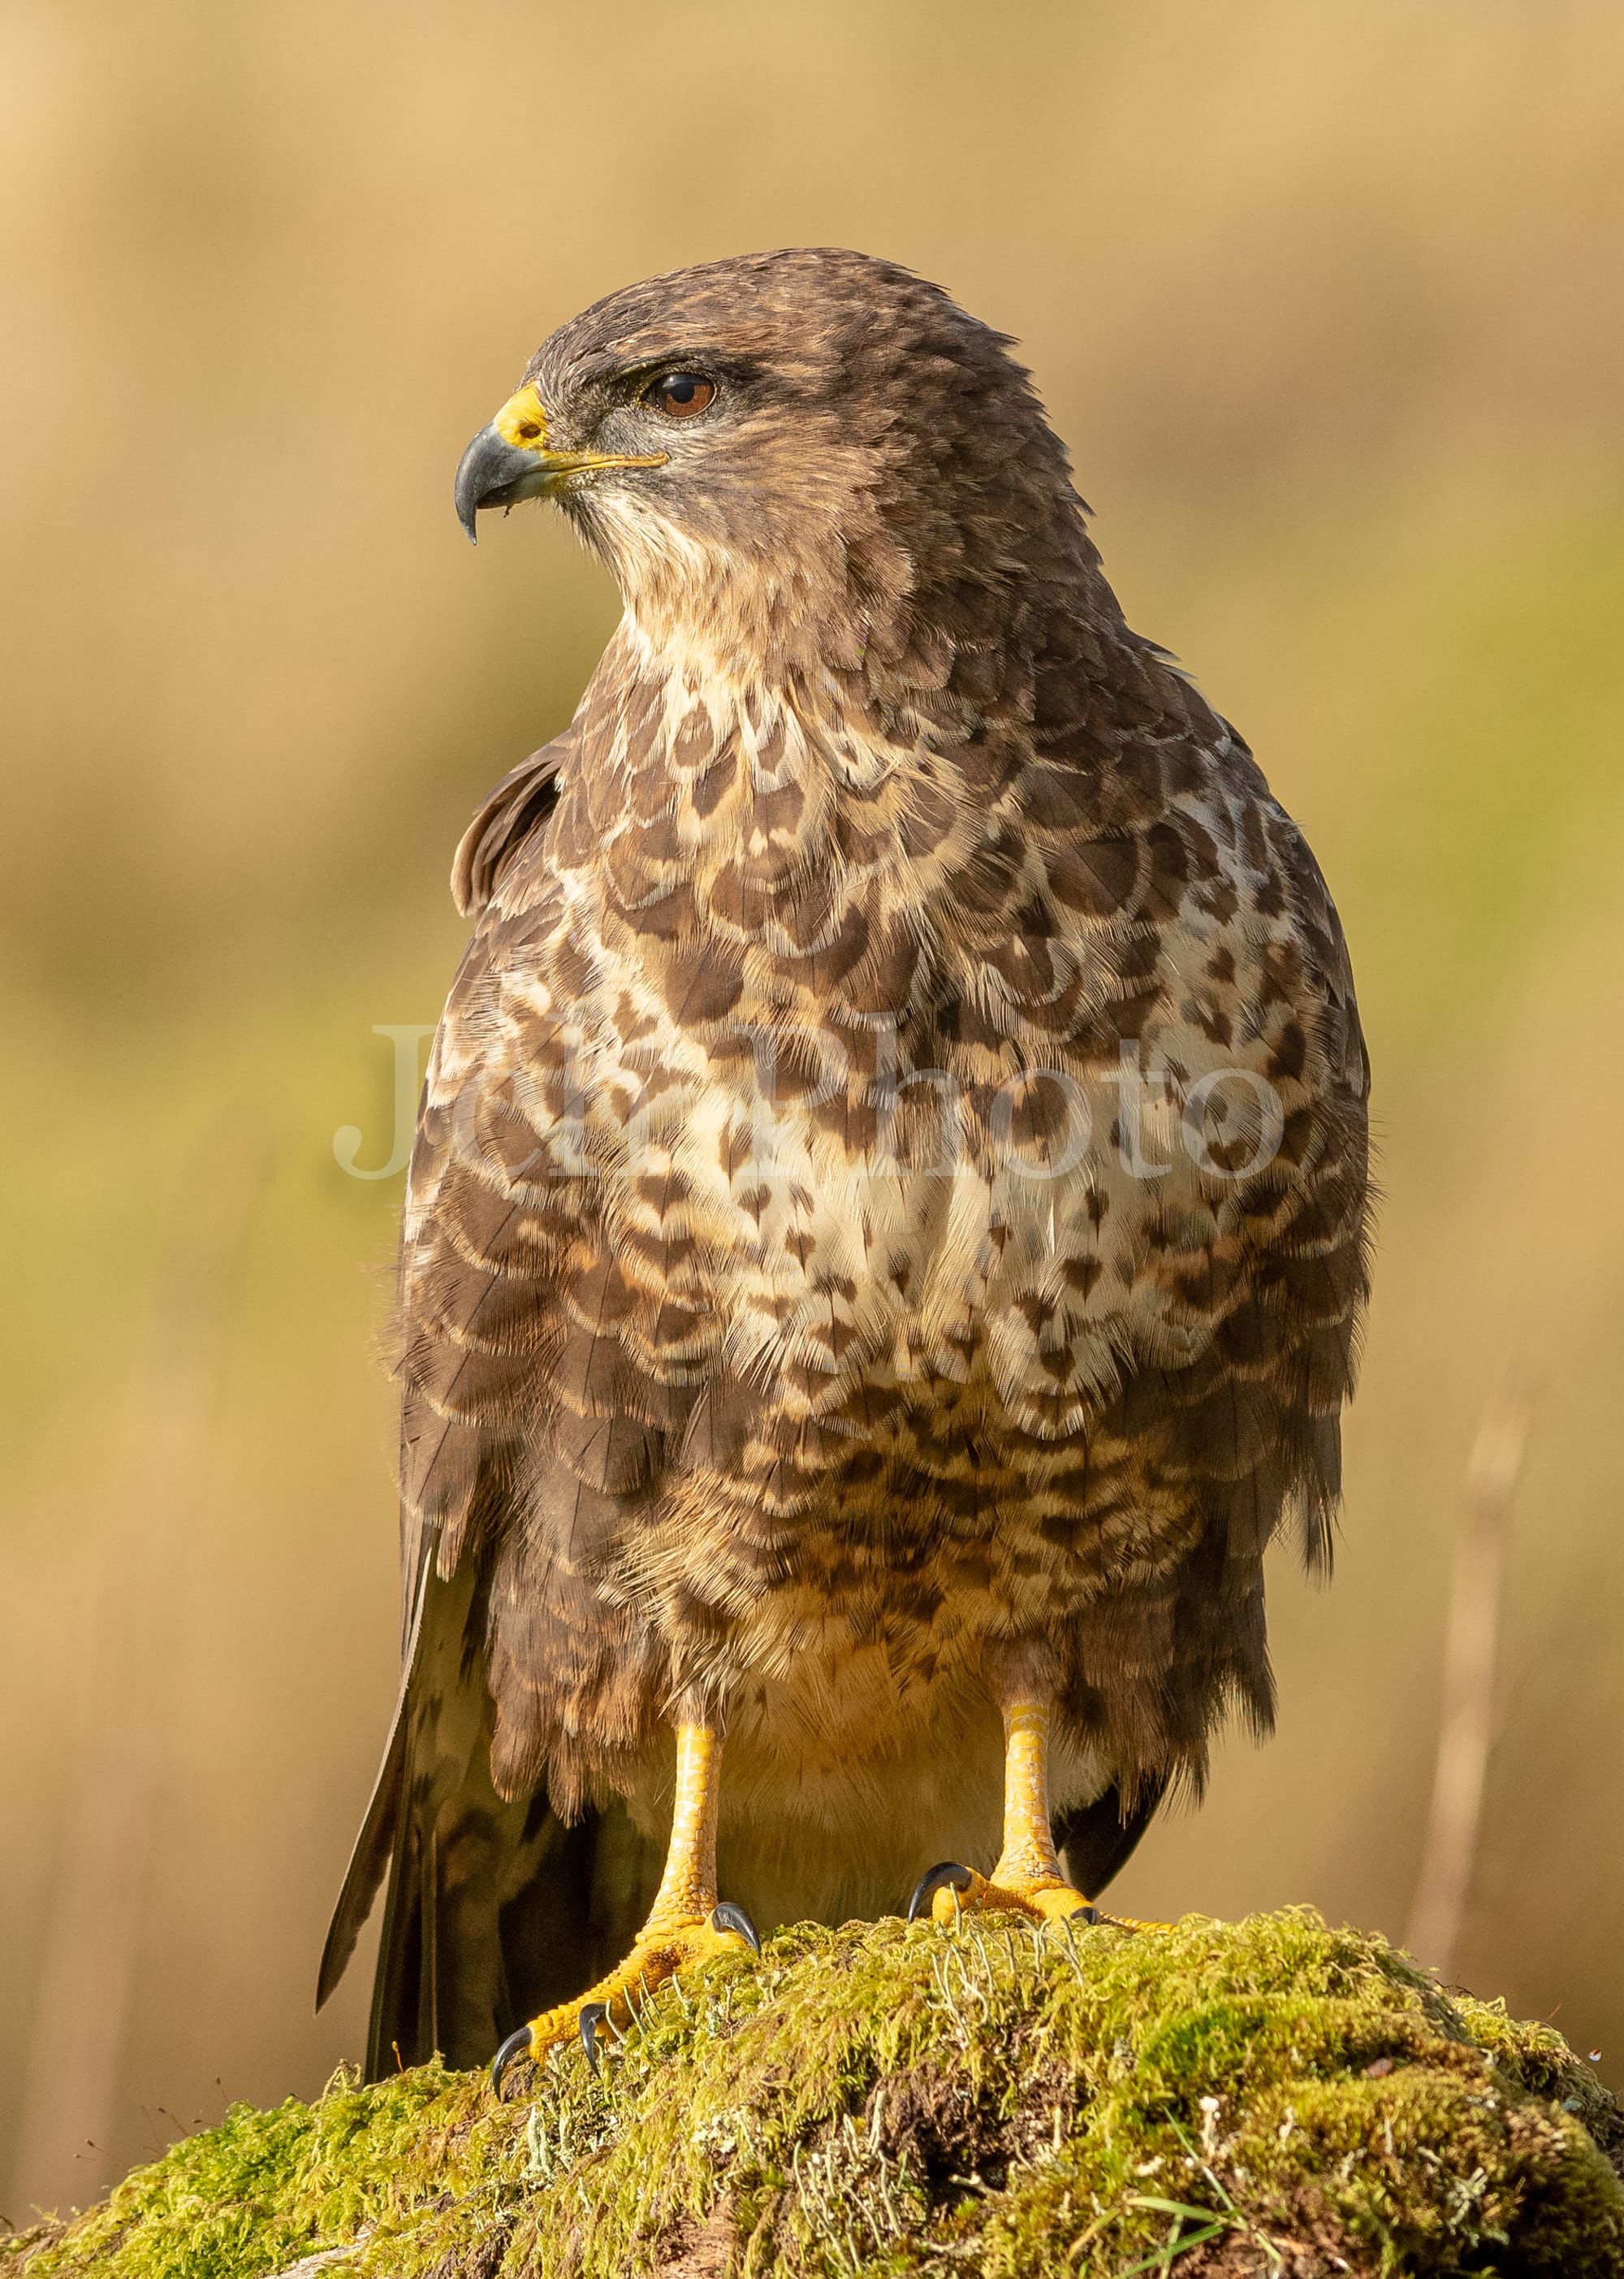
[5,1910,1621,2277]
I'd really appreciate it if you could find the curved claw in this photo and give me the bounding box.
[1073,1904,1101,1924]
[710,1900,762,1953]
[579,2000,611,2076]
[490,2022,533,2098]
[908,1860,974,1924]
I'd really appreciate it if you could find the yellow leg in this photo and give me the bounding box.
[911,1701,1162,1931]
[491,1724,758,2091]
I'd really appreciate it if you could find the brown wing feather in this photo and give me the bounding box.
[324,724,666,2070]
[451,725,573,920]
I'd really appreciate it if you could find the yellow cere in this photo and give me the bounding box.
[492,384,549,450]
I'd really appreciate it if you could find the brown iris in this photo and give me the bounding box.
[646,372,716,418]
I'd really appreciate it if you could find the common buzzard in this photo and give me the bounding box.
[318,249,1371,2087]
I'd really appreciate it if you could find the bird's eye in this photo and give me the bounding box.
[646,372,716,419]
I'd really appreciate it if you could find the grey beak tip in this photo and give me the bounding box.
[456,421,539,544]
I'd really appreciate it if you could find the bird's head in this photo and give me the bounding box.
[453,248,1089,673]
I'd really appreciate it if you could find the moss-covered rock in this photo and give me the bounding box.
[4,1909,1621,2277]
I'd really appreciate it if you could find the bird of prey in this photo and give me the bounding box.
[317,248,1371,2087]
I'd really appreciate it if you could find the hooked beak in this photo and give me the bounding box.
[454,383,666,543]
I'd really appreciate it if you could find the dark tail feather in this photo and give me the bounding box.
[318,1556,665,2079]
[361,1786,666,2077]
[317,1678,410,2017]
[1056,1774,1167,1901]
[318,1540,443,2023]
[317,1538,441,2021]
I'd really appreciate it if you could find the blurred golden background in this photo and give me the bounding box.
[4,0,1623,2221]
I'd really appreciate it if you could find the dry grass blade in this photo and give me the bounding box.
[1406,1363,1540,1976]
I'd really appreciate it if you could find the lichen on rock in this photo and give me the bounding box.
[4,1909,1621,2277]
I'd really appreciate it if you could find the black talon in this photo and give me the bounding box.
[579,2001,610,2075]
[907,1861,974,1923]
[490,2023,533,2097]
[1072,1904,1102,1925]
[710,1900,762,1953]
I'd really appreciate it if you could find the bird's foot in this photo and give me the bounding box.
[907,1859,1163,1932]
[490,1900,759,2095]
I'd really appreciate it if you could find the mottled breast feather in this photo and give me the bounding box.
[396,590,1370,1817]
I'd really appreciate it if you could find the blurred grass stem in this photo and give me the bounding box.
[1406,1364,1538,1978]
